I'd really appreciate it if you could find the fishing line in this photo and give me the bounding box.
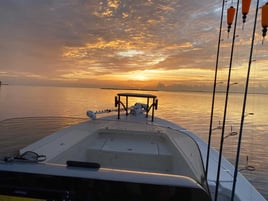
[243,112,256,173]
[230,0,260,200]
[214,0,240,200]
[205,0,226,178]
[246,36,258,173]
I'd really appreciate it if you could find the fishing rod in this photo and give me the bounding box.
[230,0,260,200]
[214,0,240,200]
[205,0,226,178]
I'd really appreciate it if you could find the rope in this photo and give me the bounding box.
[4,151,46,163]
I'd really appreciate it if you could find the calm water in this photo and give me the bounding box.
[0,85,267,199]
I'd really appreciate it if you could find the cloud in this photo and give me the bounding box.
[0,0,268,91]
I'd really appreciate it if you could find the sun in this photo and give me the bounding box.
[132,74,147,81]
[127,69,161,81]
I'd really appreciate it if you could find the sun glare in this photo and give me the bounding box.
[132,74,147,81]
[126,69,162,81]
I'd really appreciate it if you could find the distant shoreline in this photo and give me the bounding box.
[100,87,159,92]
[2,84,268,94]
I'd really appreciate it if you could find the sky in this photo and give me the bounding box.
[0,0,267,92]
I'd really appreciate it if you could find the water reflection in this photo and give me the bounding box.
[0,117,87,156]
[0,86,267,199]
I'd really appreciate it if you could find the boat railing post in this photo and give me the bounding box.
[146,97,149,118]
[126,96,129,115]
[151,97,155,122]
[118,95,121,119]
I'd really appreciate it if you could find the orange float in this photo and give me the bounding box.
[242,0,251,24]
[262,3,268,43]
[227,6,236,35]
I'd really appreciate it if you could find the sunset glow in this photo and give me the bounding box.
[0,1,268,92]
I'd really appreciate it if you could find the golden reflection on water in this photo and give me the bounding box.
[0,86,267,199]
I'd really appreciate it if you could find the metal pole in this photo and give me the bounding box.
[214,0,240,200]
[205,0,226,178]
[230,0,260,200]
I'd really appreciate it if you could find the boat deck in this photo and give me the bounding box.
[21,118,205,186]
[84,129,173,173]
